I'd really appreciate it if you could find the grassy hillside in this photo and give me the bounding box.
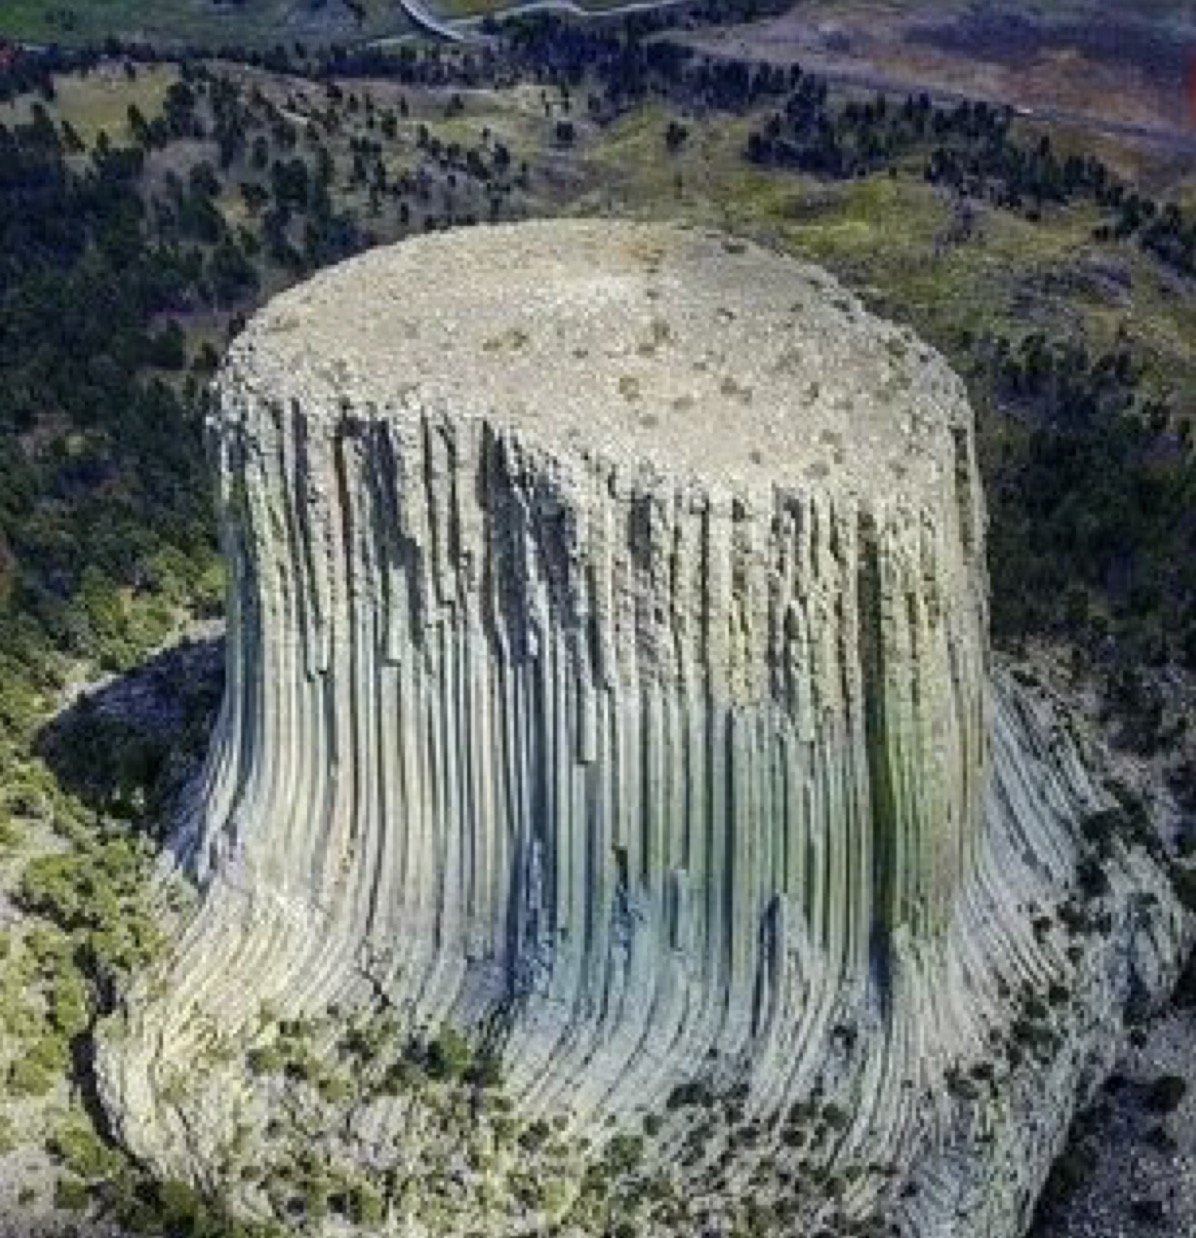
[0,0,413,49]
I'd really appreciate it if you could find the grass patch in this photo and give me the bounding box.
[0,63,178,147]
[0,0,413,49]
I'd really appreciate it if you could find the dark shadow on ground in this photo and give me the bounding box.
[35,635,225,843]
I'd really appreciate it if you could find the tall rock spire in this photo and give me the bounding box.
[100,222,1181,1237]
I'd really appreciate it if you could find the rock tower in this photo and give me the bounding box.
[101,221,1186,1237]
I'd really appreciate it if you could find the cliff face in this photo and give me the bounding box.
[100,222,1187,1235]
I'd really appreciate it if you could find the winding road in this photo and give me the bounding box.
[394,0,686,43]
[394,0,467,42]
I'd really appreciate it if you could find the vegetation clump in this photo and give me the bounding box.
[1144,1074,1187,1115]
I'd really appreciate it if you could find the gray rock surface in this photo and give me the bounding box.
[98,220,1190,1236]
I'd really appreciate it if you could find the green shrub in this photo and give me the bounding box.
[468,1050,504,1090]
[345,1183,384,1227]
[426,1025,472,1081]
[1145,1074,1188,1114]
[1130,1197,1165,1225]
[378,1058,423,1095]
[604,1132,644,1174]
[7,1042,63,1097]
[47,1121,122,1180]
[666,1079,715,1110]
[821,1103,847,1128]
[49,972,90,1036]
[316,1072,352,1104]
[519,1118,552,1153]
[1077,857,1109,900]
[117,1176,231,1237]
[54,1175,90,1211]
[0,815,23,849]
[246,1044,285,1075]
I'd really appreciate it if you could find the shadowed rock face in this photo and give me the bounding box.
[99,222,1186,1236]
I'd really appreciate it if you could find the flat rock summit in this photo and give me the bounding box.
[99,221,1188,1238]
[239,219,960,497]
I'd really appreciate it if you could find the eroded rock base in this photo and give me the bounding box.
[98,672,1188,1237]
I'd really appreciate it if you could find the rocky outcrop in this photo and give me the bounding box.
[99,221,1189,1235]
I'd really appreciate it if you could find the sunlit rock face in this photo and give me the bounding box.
[99,222,1186,1236]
